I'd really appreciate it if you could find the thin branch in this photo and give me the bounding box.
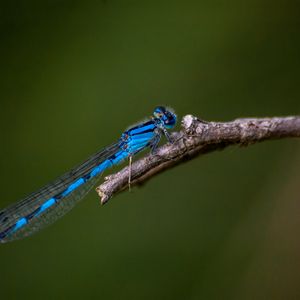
[96,115,300,204]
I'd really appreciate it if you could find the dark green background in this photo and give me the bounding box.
[0,1,299,299]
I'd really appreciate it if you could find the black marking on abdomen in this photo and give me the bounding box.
[130,128,155,136]
[128,120,153,132]
[55,194,63,201]
[83,173,91,181]
[0,224,15,239]
[109,154,116,160]
[26,207,41,221]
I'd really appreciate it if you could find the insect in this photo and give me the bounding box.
[0,106,176,243]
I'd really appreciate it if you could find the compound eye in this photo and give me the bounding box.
[154,111,163,118]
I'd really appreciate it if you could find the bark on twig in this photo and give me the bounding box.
[96,115,300,204]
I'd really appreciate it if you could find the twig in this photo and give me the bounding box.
[96,115,300,204]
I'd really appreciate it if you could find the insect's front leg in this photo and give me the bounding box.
[162,127,174,144]
[150,131,162,154]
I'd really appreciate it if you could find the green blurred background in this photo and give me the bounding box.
[0,1,299,299]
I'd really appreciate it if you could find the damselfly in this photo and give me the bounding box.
[0,106,176,243]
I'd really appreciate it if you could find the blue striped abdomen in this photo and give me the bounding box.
[0,121,159,243]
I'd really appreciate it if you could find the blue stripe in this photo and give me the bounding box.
[110,151,128,165]
[0,107,177,243]
[129,132,155,141]
[128,120,153,132]
[8,197,57,236]
[90,160,112,177]
[129,123,155,135]
[128,140,149,152]
[128,136,152,146]
[61,178,85,197]
[128,138,153,145]
[13,218,27,231]
[37,198,56,215]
